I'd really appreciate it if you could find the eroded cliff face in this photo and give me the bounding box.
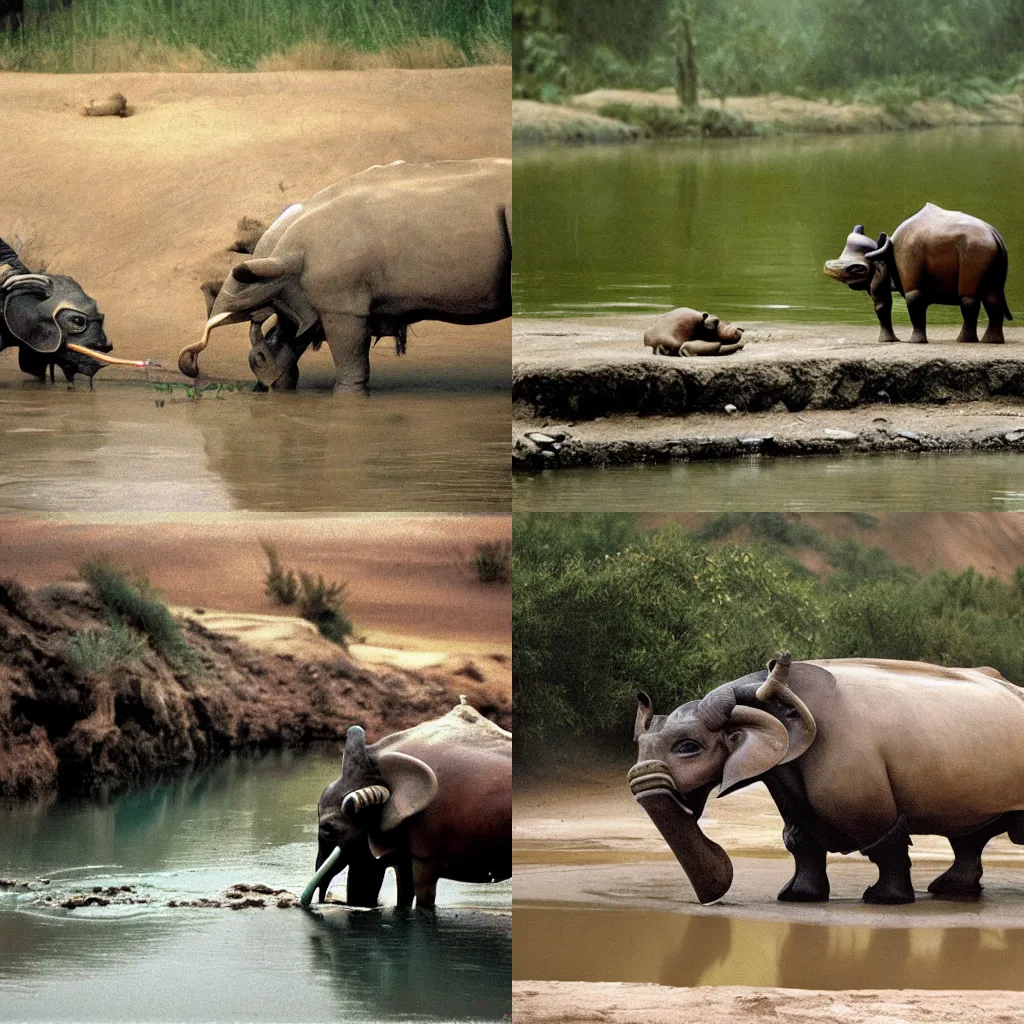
[0,580,510,804]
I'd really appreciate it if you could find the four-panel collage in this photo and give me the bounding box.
[3,2,1024,1023]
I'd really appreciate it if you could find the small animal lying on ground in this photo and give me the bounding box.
[644,307,745,357]
[81,93,130,118]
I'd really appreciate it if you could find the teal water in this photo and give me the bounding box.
[513,127,1024,323]
[0,754,511,1022]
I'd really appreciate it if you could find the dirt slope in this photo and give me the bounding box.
[0,577,510,803]
[0,68,510,387]
[648,513,1024,582]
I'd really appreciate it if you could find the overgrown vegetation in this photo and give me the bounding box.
[514,0,1024,111]
[261,542,353,646]
[0,0,510,72]
[64,620,147,676]
[79,562,198,673]
[475,539,512,584]
[514,513,1024,763]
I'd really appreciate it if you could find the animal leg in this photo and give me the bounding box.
[346,849,387,908]
[905,291,929,344]
[981,296,1006,344]
[860,814,915,904]
[956,296,980,344]
[778,821,830,902]
[928,818,1006,899]
[412,857,438,909]
[872,283,899,344]
[321,313,372,395]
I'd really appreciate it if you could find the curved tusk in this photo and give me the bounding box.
[177,310,246,378]
[261,313,278,337]
[65,344,161,368]
[341,785,390,820]
[300,845,342,908]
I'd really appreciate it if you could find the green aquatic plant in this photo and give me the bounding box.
[260,543,352,645]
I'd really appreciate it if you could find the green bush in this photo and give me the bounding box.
[513,515,1024,764]
[261,541,299,605]
[261,544,352,645]
[65,620,148,676]
[475,540,512,584]
[79,562,198,673]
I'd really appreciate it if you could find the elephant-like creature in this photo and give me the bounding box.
[824,203,1012,344]
[643,307,745,357]
[302,702,511,908]
[630,651,1024,905]
[179,158,512,394]
[0,236,115,385]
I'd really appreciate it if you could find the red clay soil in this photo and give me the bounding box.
[0,578,510,804]
[646,512,1024,582]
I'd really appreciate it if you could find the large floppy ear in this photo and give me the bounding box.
[376,751,438,832]
[3,276,61,353]
[718,706,790,797]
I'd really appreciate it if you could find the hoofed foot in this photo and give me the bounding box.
[927,867,982,901]
[908,332,928,344]
[878,331,900,344]
[860,814,915,904]
[981,329,1006,345]
[956,329,980,344]
[778,874,830,902]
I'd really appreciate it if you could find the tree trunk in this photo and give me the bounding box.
[671,2,698,110]
[0,0,24,31]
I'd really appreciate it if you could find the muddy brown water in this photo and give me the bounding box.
[0,382,509,515]
[513,903,1024,991]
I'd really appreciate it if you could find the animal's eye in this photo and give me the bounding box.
[672,738,702,757]
[848,263,868,274]
[64,312,89,332]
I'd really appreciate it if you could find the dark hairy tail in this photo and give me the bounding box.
[991,226,1013,321]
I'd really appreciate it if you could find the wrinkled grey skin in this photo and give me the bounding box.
[0,238,110,384]
[180,158,511,394]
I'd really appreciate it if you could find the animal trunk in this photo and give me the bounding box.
[300,844,342,907]
[628,760,734,904]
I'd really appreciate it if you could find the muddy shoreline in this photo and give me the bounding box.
[513,318,1024,469]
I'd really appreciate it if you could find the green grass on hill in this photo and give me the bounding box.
[0,0,511,72]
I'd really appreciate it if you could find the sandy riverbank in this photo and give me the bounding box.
[513,88,1024,146]
[0,68,510,390]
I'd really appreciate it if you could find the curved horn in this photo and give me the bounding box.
[65,344,159,368]
[865,232,893,263]
[177,310,249,378]
[755,650,817,760]
[341,784,390,820]
[853,224,865,235]
[0,273,53,294]
[634,692,654,740]
[695,685,737,731]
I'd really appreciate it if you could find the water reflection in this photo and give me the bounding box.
[0,754,511,1022]
[0,384,510,514]
[513,904,1024,990]
[514,127,1024,321]
[512,452,1024,511]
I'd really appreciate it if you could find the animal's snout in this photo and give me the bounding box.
[628,759,676,796]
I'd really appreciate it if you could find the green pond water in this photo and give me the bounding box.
[513,126,1024,323]
[0,383,509,515]
[512,452,1024,511]
[0,754,511,1023]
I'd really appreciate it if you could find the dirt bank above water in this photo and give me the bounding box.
[0,68,510,389]
[514,318,1024,468]
[0,579,510,804]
